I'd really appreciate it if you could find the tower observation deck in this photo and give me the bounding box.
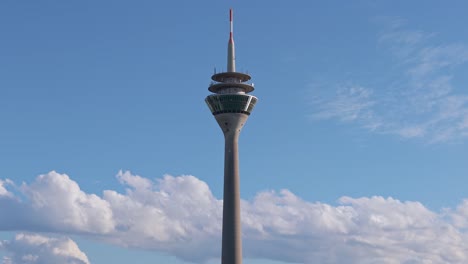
[205,9,257,264]
[205,9,257,117]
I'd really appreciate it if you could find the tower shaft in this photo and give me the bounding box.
[217,113,248,264]
[222,133,241,264]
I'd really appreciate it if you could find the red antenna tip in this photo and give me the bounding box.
[229,9,233,40]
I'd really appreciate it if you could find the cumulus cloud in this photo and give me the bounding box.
[0,180,13,198]
[0,171,114,234]
[450,199,468,229]
[309,19,468,143]
[103,171,223,262]
[243,192,468,264]
[1,171,468,263]
[0,233,89,264]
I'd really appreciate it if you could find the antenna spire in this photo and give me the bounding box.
[230,8,233,41]
[227,8,236,72]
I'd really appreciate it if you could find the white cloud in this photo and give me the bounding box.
[27,172,114,234]
[395,126,425,138]
[103,171,223,262]
[2,171,468,263]
[450,199,468,228]
[0,180,13,198]
[408,44,468,78]
[309,19,468,143]
[243,193,468,264]
[311,86,376,123]
[1,171,115,234]
[1,233,89,264]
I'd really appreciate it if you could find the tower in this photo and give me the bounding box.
[205,9,257,264]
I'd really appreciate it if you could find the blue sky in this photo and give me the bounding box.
[1,1,468,263]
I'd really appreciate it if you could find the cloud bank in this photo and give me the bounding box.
[0,233,89,264]
[1,171,468,263]
[310,19,468,143]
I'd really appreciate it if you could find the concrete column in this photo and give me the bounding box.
[222,131,242,264]
[215,113,248,264]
